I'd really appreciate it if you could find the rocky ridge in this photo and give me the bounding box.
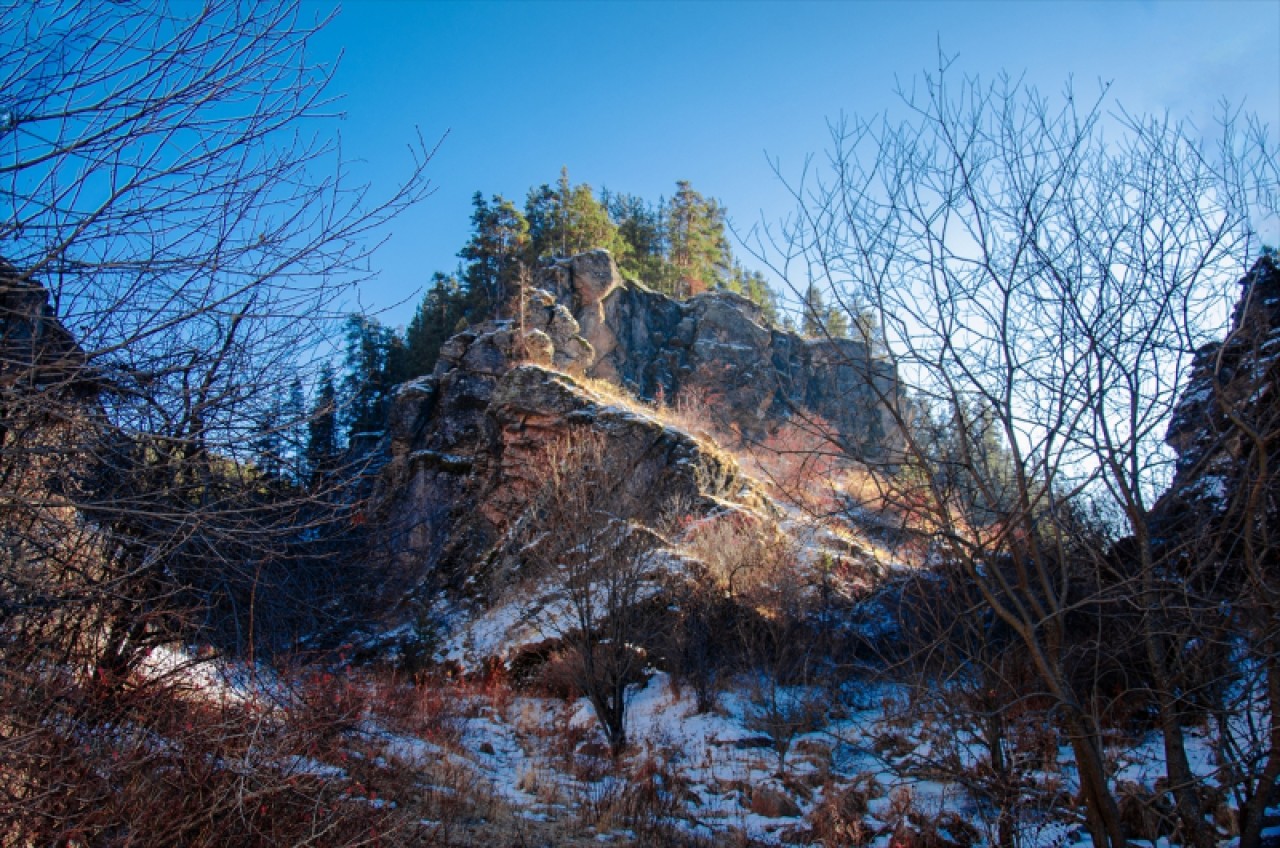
[538,251,900,458]
[1153,254,1280,530]
[371,299,757,598]
[369,251,900,604]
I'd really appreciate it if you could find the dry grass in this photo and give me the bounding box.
[0,662,433,846]
[0,655,635,848]
[565,374,744,473]
[806,773,883,847]
[571,373,668,424]
[559,369,914,562]
[676,510,791,598]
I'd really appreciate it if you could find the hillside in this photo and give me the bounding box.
[363,250,897,603]
[8,250,1279,848]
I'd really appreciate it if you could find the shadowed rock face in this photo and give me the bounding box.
[0,259,92,394]
[370,250,900,597]
[538,251,901,459]
[1152,255,1280,537]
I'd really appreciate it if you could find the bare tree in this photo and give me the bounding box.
[756,59,1277,847]
[1,0,434,840]
[886,561,1102,848]
[514,431,663,755]
[2,0,438,651]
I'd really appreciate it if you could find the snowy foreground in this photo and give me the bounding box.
[152,646,1275,848]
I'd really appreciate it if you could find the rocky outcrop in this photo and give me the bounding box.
[1143,258,1280,848]
[537,251,900,460]
[372,306,756,594]
[370,250,901,601]
[1153,254,1280,530]
[1,258,94,395]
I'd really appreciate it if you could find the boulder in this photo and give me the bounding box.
[523,288,593,375]
[749,785,802,818]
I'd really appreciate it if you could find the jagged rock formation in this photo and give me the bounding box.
[1153,254,1280,529]
[538,251,900,459]
[0,263,116,658]
[371,250,900,600]
[1146,254,1280,848]
[1,259,93,395]
[372,308,756,593]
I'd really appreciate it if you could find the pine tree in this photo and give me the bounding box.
[525,168,620,262]
[604,190,680,294]
[666,180,730,298]
[933,398,1020,524]
[459,192,529,319]
[282,375,307,482]
[252,398,285,479]
[385,327,411,386]
[801,282,849,339]
[249,372,305,482]
[801,283,827,338]
[339,314,398,437]
[305,362,339,483]
[825,305,850,339]
[724,263,780,325]
[404,272,464,378]
[848,295,882,349]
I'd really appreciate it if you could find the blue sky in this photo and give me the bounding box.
[302,0,1280,327]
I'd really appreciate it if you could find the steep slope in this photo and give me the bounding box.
[369,294,761,600]
[1153,254,1280,533]
[370,251,901,592]
[1146,254,1280,846]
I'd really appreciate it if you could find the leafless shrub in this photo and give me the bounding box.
[806,774,882,847]
[1115,780,1178,843]
[573,753,698,843]
[1,0,435,839]
[0,665,429,846]
[753,54,1277,846]
[512,430,665,755]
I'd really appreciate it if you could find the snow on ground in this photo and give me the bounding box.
[123,504,1264,844]
[369,670,987,845]
[129,638,1257,848]
[414,666,1264,846]
[135,644,262,704]
[438,595,541,671]
[363,500,1264,847]
[426,597,1208,845]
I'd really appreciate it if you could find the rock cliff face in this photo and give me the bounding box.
[538,251,900,458]
[370,250,899,596]
[1143,257,1280,848]
[1,259,92,395]
[1152,255,1280,531]
[371,301,755,593]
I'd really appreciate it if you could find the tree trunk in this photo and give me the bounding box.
[984,712,1017,848]
[1239,652,1280,848]
[1156,690,1213,848]
[1011,617,1127,847]
[1061,708,1129,848]
[1141,617,1214,847]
